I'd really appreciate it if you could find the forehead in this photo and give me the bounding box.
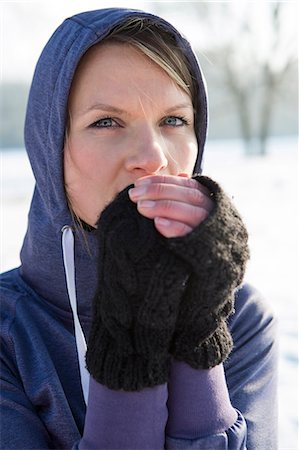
[68,42,191,112]
[74,41,167,79]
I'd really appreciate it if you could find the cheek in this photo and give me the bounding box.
[173,139,198,176]
[64,137,111,183]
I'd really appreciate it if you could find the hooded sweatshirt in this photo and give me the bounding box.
[0,8,278,450]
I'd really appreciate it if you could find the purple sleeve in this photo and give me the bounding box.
[165,410,247,450]
[165,360,247,449]
[166,361,238,439]
[78,376,168,449]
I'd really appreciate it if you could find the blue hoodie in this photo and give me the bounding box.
[0,8,278,450]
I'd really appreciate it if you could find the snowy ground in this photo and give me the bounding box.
[1,137,298,449]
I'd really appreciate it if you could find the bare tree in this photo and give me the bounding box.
[153,2,297,155]
[257,3,294,155]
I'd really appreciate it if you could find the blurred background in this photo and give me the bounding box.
[1,1,298,448]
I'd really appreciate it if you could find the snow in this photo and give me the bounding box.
[1,137,298,449]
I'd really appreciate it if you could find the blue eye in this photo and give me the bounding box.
[90,118,117,128]
[163,116,188,127]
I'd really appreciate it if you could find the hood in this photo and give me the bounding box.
[20,8,208,317]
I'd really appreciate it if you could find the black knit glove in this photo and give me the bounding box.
[86,186,190,391]
[165,175,250,369]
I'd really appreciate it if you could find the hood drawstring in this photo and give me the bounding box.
[61,226,90,405]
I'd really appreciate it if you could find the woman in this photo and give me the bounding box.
[0,8,278,450]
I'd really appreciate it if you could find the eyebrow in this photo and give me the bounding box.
[81,102,193,116]
[164,103,194,113]
[82,103,126,115]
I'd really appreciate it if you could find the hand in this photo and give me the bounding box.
[86,186,191,391]
[128,174,214,238]
[165,175,250,369]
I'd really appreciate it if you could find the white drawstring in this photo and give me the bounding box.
[61,226,90,405]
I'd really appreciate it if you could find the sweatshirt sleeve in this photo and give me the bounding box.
[0,357,53,450]
[165,283,278,450]
[73,370,246,450]
[165,361,247,450]
[165,411,247,450]
[77,376,168,450]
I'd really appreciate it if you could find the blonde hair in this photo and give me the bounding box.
[104,17,197,104]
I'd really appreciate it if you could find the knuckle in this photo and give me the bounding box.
[153,174,168,185]
[176,222,190,236]
[163,199,174,213]
[191,205,208,225]
[172,220,192,237]
[189,187,204,205]
[153,182,165,197]
[163,220,192,238]
[187,178,200,189]
[198,208,209,223]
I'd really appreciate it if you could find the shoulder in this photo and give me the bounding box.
[1,268,26,321]
[0,268,38,339]
[226,282,278,382]
[0,269,30,374]
[229,282,277,337]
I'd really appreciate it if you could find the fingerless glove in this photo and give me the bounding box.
[86,186,190,391]
[166,175,250,369]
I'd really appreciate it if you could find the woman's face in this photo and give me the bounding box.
[64,43,198,226]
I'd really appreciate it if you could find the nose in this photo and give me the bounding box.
[125,125,168,175]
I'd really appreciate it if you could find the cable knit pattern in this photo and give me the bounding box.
[86,176,250,388]
[166,175,250,368]
[86,185,190,391]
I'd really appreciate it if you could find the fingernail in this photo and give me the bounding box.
[128,186,147,199]
[138,200,155,208]
[155,217,171,226]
